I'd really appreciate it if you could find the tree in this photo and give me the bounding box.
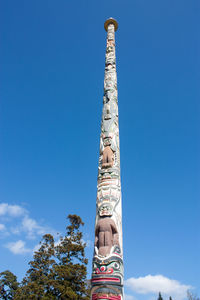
[15,234,56,300]
[157,292,164,300]
[0,270,19,299]
[15,214,90,300]
[51,214,90,299]
[169,297,173,300]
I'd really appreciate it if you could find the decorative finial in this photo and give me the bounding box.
[104,18,118,32]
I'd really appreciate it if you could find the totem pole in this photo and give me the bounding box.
[91,18,124,300]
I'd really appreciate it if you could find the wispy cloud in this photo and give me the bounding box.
[21,216,48,239]
[0,203,26,217]
[5,240,32,254]
[0,223,6,231]
[125,294,137,300]
[0,202,57,255]
[0,202,56,240]
[125,275,192,300]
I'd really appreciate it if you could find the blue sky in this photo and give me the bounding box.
[0,1,199,299]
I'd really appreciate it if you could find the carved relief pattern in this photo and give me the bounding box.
[91,20,124,300]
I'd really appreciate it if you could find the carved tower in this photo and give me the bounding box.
[91,18,124,300]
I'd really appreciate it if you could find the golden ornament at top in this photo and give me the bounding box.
[104,18,118,32]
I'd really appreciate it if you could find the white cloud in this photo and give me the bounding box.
[5,240,31,254]
[125,275,192,300]
[0,203,26,217]
[21,216,47,239]
[0,202,58,256]
[0,223,6,231]
[10,216,51,240]
[0,203,55,240]
[125,294,137,300]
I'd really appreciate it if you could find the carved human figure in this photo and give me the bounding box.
[102,146,114,168]
[107,39,115,48]
[95,217,119,257]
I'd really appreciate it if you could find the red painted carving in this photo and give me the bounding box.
[92,293,121,300]
[95,267,114,274]
[91,277,120,283]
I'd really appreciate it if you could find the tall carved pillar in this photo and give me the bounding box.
[91,18,124,300]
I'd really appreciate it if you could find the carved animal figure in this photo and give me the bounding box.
[95,217,119,257]
[102,146,114,168]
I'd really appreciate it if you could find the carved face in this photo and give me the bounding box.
[93,261,122,274]
[92,258,123,283]
[99,203,113,216]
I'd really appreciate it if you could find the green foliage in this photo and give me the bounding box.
[0,270,19,299]
[169,296,173,300]
[1,214,90,300]
[14,234,56,299]
[49,214,89,299]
